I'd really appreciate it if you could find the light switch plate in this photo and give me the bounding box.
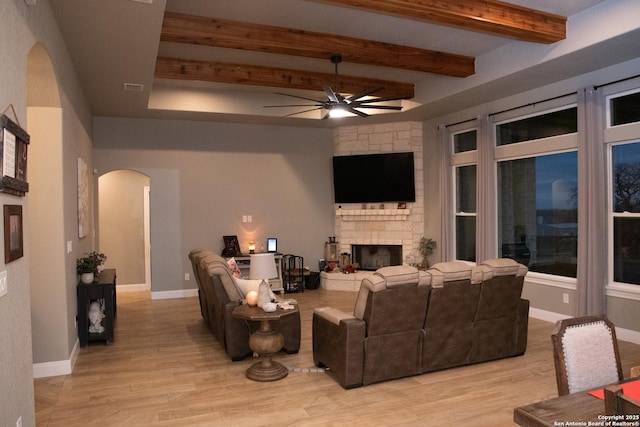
[0,271,7,298]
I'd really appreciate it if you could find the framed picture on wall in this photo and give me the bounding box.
[77,157,89,238]
[0,114,29,197]
[222,235,242,257]
[4,204,23,263]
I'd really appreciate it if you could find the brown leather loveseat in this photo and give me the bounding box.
[312,259,529,388]
[189,249,301,360]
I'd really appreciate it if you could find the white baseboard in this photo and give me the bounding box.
[528,308,571,324]
[151,288,198,300]
[33,338,79,379]
[529,308,640,345]
[117,283,150,292]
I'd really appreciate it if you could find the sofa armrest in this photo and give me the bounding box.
[223,301,252,361]
[515,298,530,356]
[313,308,365,389]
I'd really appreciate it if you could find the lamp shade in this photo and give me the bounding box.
[249,253,277,280]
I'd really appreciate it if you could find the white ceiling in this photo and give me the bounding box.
[49,0,637,128]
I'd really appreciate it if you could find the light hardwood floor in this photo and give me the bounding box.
[34,289,640,426]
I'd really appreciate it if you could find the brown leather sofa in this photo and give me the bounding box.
[312,259,529,388]
[189,249,301,361]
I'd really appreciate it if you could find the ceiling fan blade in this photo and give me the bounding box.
[323,86,340,103]
[346,87,384,102]
[282,107,324,117]
[348,107,370,118]
[274,92,325,103]
[264,103,324,108]
[352,95,409,103]
[352,104,403,110]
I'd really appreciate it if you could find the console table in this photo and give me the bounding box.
[77,268,116,347]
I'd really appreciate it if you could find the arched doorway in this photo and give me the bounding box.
[98,170,151,291]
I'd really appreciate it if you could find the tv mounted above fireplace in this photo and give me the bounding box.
[332,152,416,204]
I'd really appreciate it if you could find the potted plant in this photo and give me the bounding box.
[418,237,437,270]
[77,252,107,283]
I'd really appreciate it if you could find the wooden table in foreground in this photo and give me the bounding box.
[232,303,298,382]
[514,380,640,426]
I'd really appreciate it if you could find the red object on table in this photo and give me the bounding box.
[589,378,640,400]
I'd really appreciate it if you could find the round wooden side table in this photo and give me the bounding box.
[232,303,299,381]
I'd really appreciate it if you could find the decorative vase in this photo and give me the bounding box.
[257,280,271,308]
[81,272,94,284]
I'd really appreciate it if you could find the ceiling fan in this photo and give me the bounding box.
[265,55,405,119]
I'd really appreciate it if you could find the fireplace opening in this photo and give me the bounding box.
[352,244,403,270]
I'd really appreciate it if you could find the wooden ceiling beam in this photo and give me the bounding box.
[161,12,475,77]
[155,57,415,99]
[312,0,566,44]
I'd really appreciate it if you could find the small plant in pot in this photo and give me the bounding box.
[418,237,437,270]
[77,252,107,284]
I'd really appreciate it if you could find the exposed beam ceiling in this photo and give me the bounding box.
[311,0,567,44]
[155,57,415,99]
[157,0,567,102]
[160,12,475,77]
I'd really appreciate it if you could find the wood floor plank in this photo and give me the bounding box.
[34,289,640,426]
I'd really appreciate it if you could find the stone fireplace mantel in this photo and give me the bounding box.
[336,208,410,221]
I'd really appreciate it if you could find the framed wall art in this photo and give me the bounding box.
[0,114,30,196]
[77,157,89,238]
[4,204,23,263]
[222,235,242,257]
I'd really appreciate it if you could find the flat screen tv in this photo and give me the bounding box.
[332,152,416,203]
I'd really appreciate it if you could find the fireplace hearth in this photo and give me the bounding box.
[352,244,402,270]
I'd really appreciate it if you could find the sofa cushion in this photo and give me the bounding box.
[374,265,419,287]
[481,258,527,277]
[429,261,485,287]
[202,255,243,302]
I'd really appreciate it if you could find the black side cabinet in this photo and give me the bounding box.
[77,268,117,347]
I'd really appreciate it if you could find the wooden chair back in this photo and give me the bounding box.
[551,314,623,396]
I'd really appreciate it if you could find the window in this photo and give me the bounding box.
[610,90,640,127]
[611,142,640,285]
[496,107,577,146]
[454,129,476,153]
[452,129,477,262]
[498,152,578,277]
[456,165,476,261]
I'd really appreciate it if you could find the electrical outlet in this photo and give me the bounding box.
[184,273,190,281]
[563,293,569,304]
[0,271,7,298]
[67,241,72,254]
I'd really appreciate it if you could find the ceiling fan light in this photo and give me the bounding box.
[329,105,354,119]
[329,106,353,118]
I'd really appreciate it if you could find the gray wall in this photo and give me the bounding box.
[93,118,335,293]
[1,0,95,425]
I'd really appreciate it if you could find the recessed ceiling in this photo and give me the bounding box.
[48,0,635,128]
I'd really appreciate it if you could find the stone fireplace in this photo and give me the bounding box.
[320,122,425,291]
[352,244,403,270]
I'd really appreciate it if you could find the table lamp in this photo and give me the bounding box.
[249,253,277,308]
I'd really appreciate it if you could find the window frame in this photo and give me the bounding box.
[493,103,579,286]
[451,127,478,263]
